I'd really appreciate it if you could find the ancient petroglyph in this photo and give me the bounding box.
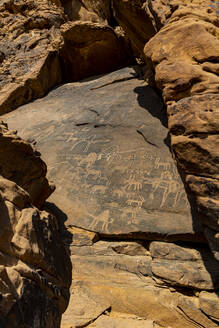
[148,171,186,207]
[91,184,107,194]
[88,209,113,231]
[78,152,98,168]
[85,168,102,180]
[127,195,145,208]
[124,173,143,191]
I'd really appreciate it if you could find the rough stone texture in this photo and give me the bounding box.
[0,176,71,328]
[0,0,132,115]
[199,291,219,322]
[0,0,65,114]
[150,242,219,290]
[3,67,219,328]
[110,0,219,260]
[60,234,218,328]
[60,21,132,82]
[2,67,204,242]
[61,0,111,23]
[0,121,54,208]
[143,1,219,260]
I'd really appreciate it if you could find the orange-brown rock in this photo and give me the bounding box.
[0,0,133,115]
[0,121,54,208]
[111,0,219,260]
[61,0,111,23]
[0,0,65,115]
[143,1,219,259]
[0,176,71,328]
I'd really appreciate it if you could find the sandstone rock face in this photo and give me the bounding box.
[0,0,132,115]
[1,0,219,326]
[3,67,219,328]
[143,1,219,260]
[0,121,54,208]
[0,0,65,114]
[0,176,71,328]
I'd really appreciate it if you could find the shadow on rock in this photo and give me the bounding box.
[134,85,168,128]
[44,202,73,249]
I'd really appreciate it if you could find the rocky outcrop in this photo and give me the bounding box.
[142,1,219,260]
[0,120,71,326]
[0,0,132,115]
[0,121,54,208]
[0,176,71,327]
[3,67,219,328]
[108,0,219,260]
[0,0,65,114]
[1,0,219,326]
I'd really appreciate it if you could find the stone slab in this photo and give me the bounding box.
[2,67,204,241]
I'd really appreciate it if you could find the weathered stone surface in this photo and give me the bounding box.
[67,226,99,246]
[112,0,157,53]
[61,0,111,23]
[60,236,218,328]
[61,286,110,328]
[0,0,65,114]
[199,291,219,322]
[0,0,132,115]
[2,67,204,242]
[150,242,219,290]
[88,313,155,328]
[142,1,219,260]
[0,176,71,328]
[0,121,54,207]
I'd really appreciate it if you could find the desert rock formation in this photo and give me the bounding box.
[4,67,219,328]
[0,0,219,327]
[0,124,71,327]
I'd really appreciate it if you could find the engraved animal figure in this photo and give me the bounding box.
[70,134,100,152]
[91,185,107,194]
[112,188,130,199]
[124,174,142,191]
[86,169,102,180]
[88,209,112,232]
[154,157,171,170]
[151,171,185,207]
[121,207,139,224]
[127,195,144,207]
[79,152,98,168]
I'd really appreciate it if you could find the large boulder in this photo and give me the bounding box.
[110,0,219,260]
